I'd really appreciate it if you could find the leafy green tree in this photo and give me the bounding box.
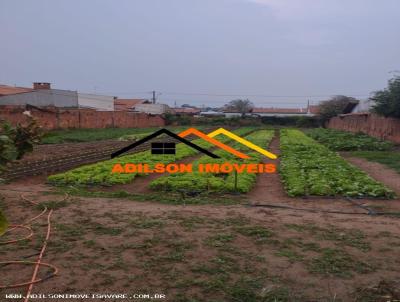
[371,76,400,118]
[0,115,42,234]
[1,115,42,160]
[318,95,359,123]
[226,99,254,117]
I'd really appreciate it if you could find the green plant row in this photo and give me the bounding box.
[150,130,275,193]
[47,127,255,186]
[306,128,393,151]
[0,209,8,236]
[279,129,394,198]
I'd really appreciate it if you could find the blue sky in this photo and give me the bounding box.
[0,0,399,107]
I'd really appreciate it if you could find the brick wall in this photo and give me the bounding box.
[328,113,400,143]
[0,106,165,129]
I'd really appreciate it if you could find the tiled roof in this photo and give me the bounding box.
[0,84,33,96]
[308,105,320,114]
[114,99,148,110]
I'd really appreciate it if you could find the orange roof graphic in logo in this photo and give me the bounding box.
[178,128,249,159]
[178,128,277,159]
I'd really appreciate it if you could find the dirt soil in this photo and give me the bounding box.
[17,140,126,163]
[1,133,400,301]
[1,181,400,302]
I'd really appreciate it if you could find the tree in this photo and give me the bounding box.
[226,99,254,117]
[1,114,42,161]
[0,114,42,235]
[371,76,400,118]
[318,95,359,123]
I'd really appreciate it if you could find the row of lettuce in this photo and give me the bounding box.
[306,128,393,151]
[279,129,394,198]
[150,130,275,193]
[48,126,395,199]
[47,127,255,186]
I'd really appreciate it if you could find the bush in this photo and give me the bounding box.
[306,128,393,151]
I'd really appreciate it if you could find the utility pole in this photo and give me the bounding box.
[152,90,156,104]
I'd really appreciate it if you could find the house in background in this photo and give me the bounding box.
[114,98,169,114]
[198,110,225,117]
[114,98,150,111]
[77,93,116,111]
[133,103,171,115]
[223,105,318,118]
[0,84,33,96]
[350,99,373,113]
[250,107,311,117]
[0,82,78,108]
[0,83,121,111]
[172,107,201,116]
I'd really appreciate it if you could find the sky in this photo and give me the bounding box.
[0,0,399,108]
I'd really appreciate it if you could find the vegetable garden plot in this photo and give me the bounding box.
[306,128,393,151]
[150,130,275,193]
[279,129,395,198]
[47,127,255,186]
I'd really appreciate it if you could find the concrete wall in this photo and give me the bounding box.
[134,103,170,114]
[78,93,115,111]
[0,89,78,107]
[0,106,165,130]
[328,113,400,143]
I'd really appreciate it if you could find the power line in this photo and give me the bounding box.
[160,92,370,98]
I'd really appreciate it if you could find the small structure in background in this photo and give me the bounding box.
[350,99,373,113]
[0,84,33,96]
[77,93,116,111]
[0,82,78,107]
[133,103,171,115]
[223,107,317,118]
[113,98,150,111]
[198,110,225,117]
[251,107,311,117]
[0,83,119,111]
[172,107,201,116]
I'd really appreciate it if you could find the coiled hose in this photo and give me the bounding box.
[0,193,68,301]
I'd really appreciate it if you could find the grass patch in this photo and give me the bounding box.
[89,223,123,236]
[308,248,374,278]
[234,225,273,244]
[286,224,370,252]
[34,200,69,210]
[51,187,242,205]
[275,248,304,263]
[130,216,165,229]
[351,151,400,174]
[55,223,86,240]
[205,233,236,248]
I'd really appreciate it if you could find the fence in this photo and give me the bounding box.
[328,113,400,143]
[0,106,165,129]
